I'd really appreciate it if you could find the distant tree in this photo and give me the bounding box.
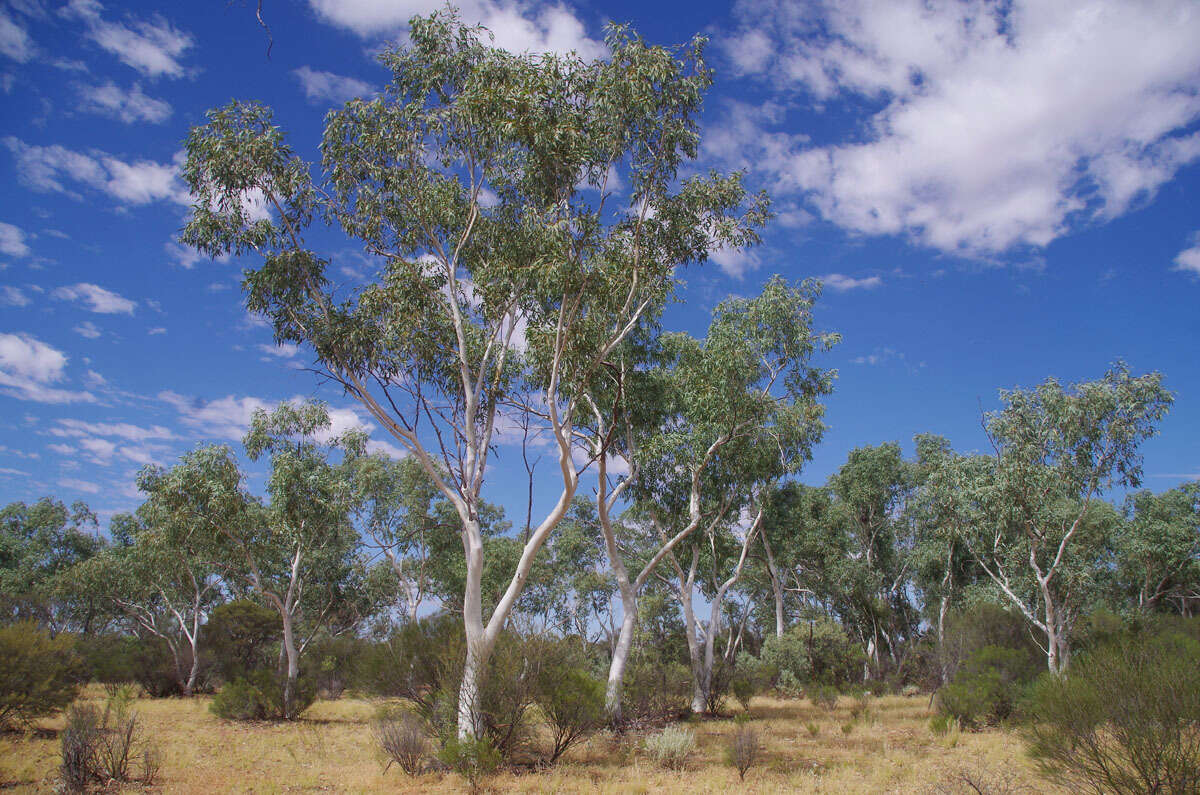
[0,498,103,632]
[70,508,222,696]
[1113,482,1200,615]
[925,363,1172,674]
[181,11,766,737]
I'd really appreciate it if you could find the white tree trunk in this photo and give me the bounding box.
[604,585,638,721]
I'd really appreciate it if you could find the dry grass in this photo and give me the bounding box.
[0,688,1058,793]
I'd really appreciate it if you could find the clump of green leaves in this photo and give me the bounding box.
[1024,630,1200,794]
[0,621,85,731]
[438,736,500,795]
[938,646,1039,728]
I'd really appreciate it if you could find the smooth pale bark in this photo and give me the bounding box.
[696,509,762,710]
[761,530,785,638]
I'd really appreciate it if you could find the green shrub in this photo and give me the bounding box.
[805,721,819,737]
[758,618,863,692]
[438,736,500,795]
[730,671,756,711]
[621,655,692,722]
[777,669,804,698]
[201,599,280,683]
[644,724,695,770]
[59,695,159,791]
[1024,631,1200,794]
[0,621,85,730]
[209,671,315,721]
[535,663,606,764]
[928,713,956,736]
[937,645,1039,728]
[809,684,839,712]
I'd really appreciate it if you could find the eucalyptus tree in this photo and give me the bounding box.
[70,509,223,695]
[1113,482,1200,614]
[598,277,836,715]
[924,364,1172,674]
[0,498,103,631]
[182,11,766,737]
[752,481,835,638]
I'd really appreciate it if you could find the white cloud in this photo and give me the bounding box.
[147,326,166,335]
[0,221,30,257]
[51,418,175,443]
[1173,234,1200,276]
[58,476,101,493]
[710,245,761,279]
[4,137,189,206]
[721,0,1200,256]
[308,0,605,59]
[292,66,371,104]
[0,332,96,404]
[0,286,29,306]
[257,342,302,359]
[822,273,882,292]
[0,466,30,476]
[62,0,193,79]
[47,443,77,455]
[54,282,136,314]
[73,320,102,338]
[158,390,273,440]
[77,81,172,123]
[0,9,33,62]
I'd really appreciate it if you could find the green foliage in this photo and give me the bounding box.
[209,671,315,721]
[437,736,500,794]
[535,661,606,764]
[621,653,693,722]
[643,724,695,770]
[0,621,85,730]
[938,645,1040,728]
[757,618,863,692]
[730,670,756,712]
[202,599,281,683]
[1024,630,1200,794]
[809,684,839,712]
[928,713,956,736]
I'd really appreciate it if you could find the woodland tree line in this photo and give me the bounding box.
[2,10,1199,793]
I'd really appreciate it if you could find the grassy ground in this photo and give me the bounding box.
[0,688,1056,793]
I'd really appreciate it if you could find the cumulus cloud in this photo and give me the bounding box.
[293,66,371,104]
[0,221,30,257]
[822,273,882,292]
[0,332,96,404]
[52,418,176,442]
[62,0,193,78]
[1173,234,1200,276]
[73,320,102,338]
[0,9,34,62]
[5,137,189,206]
[720,0,1200,256]
[54,282,136,314]
[77,81,172,123]
[308,0,605,59]
[710,245,761,279]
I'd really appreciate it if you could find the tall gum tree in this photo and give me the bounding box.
[588,277,836,718]
[181,13,767,737]
[924,363,1172,674]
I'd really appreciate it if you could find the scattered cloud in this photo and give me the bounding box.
[308,0,606,59]
[158,390,273,440]
[77,80,172,123]
[720,0,1200,256]
[73,320,102,338]
[0,285,30,306]
[292,66,371,104]
[58,476,101,493]
[710,245,761,279]
[147,326,166,335]
[0,466,30,476]
[54,282,136,314]
[5,137,189,206]
[0,332,96,403]
[0,221,30,257]
[1173,233,1200,276]
[257,342,303,360]
[822,273,882,292]
[62,0,193,79]
[0,9,34,63]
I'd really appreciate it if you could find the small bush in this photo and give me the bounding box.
[209,671,315,721]
[805,721,820,737]
[809,684,839,712]
[730,671,756,712]
[0,621,85,730]
[929,713,956,736]
[725,722,758,781]
[59,694,159,791]
[438,736,500,795]
[777,669,804,698]
[758,618,864,691]
[938,646,1038,728]
[374,711,428,775]
[1024,630,1200,794]
[644,725,695,770]
[536,664,606,764]
[849,692,874,723]
[840,721,854,735]
[902,684,921,698]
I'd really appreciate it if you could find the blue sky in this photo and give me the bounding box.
[1,0,1198,529]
